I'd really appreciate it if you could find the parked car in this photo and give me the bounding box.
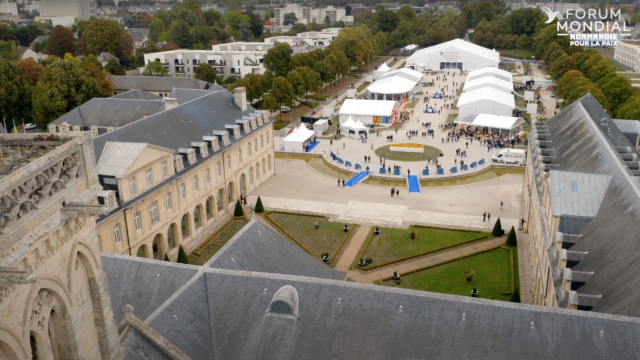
[25,123,37,130]
[281,105,291,113]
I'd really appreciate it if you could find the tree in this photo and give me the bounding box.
[14,58,44,85]
[177,245,189,264]
[0,23,15,42]
[116,32,134,64]
[550,54,576,81]
[143,61,169,76]
[82,54,103,69]
[372,10,400,33]
[255,196,264,213]
[149,18,165,43]
[32,60,101,128]
[314,59,334,90]
[506,226,517,246]
[139,12,151,28]
[264,42,292,78]
[105,58,125,75]
[46,25,76,58]
[64,53,80,66]
[491,218,503,237]
[270,76,294,120]
[194,63,217,82]
[510,288,520,303]
[204,9,224,26]
[0,57,32,127]
[80,62,115,98]
[557,70,584,95]
[616,97,640,119]
[0,41,19,61]
[14,23,43,47]
[164,253,170,261]
[83,19,124,55]
[283,12,297,25]
[225,11,251,31]
[234,200,244,216]
[238,21,252,41]
[509,8,544,36]
[397,6,416,22]
[168,20,192,48]
[600,75,636,111]
[227,0,240,12]
[391,20,416,47]
[262,95,279,115]
[244,11,264,39]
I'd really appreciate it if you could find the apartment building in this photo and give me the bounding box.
[264,28,342,51]
[614,40,640,72]
[273,3,353,26]
[507,0,582,12]
[37,0,97,19]
[0,0,18,15]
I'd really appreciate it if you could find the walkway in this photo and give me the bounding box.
[347,236,507,283]
[516,231,535,304]
[334,225,371,272]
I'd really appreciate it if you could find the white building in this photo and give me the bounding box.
[507,1,582,12]
[37,0,96,19]
[457,88,515,118]
[406,39,499,72]
[338,99,398,124]
[273,3,353,26]
[614,40,640,72]
[0,0,18,15]
[264,28,341,51]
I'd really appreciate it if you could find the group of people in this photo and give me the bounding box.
[363,155,372,163]
[390,187,400,197]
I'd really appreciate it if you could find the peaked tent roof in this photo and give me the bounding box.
[378,62,390,72]
[339,99,396,116]
[457,87,515,109]
[463,76,513,93]
[207,221,346,281]
[467,67,513,83]
[406,38,499,65]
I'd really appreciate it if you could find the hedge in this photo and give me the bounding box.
[177,245,189,264]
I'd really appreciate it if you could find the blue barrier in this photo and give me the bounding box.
[470,161,477,168]
[450,167,458,174]
[355,164,362,170]
[479,159,485,165]
[437,168,444,175]
[393,168,401,176]
[345,161,352,167]
[379,168,386,174]
[422,169,429,176]
[461,164,468,171]
[345,171,370,187]
[337,158,344,164]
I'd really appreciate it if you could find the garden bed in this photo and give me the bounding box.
[187,218,248,265]
[374,144,441,161]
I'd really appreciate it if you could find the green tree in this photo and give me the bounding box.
[168,19,193,48]
[177,245,189,264]
[557,70,584,95]
[287,69,304,101]
[14,58,44,85]
[149,18,165,43]
[396,6,416,22]
[314,59,334,90]
[116,32,134,64]
[225,11,251,31]
[32,60,101,128]
[550,54,576,81]
[510,288,520,303]
[142,61,169,76]
[491,218,502,237]
[600,75,636,111]
[509,8,544,36]
[83,19,124,55]
[167,6,199,27]
[105,58,125,75]
[64,53,80,66]
[372,10,400,33]
[82,54,103,69]
[80,62,115,98]
[264,42,292,78]
[262,95,279,115]
[194,63,217,82]
[46,25,76,58]
[270,76,294,120]
[0,57,32,126]
[255,196,264,213]
[0,23,15,42]
[234,200,244,216]
[204,9,224,26]
[164,253,170,262]
[506,226,517,246]
[615,97,640,119]
[283,12,297,25]
[14,23,43,47]
[0,40,19,60]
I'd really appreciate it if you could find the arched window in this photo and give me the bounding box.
[268,155,272,170]
[249,168,253,184]
[255,164,260,179]
[206,197,213,219]
[136,245,148,258]
[152,234,164,260]
[194,206,202,229]
[181,213,190,237]
[262,159,265,174]
[167,223,177,249]
[217,189,224,211]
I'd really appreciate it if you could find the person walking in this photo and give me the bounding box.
[408,169,410,175]
[338,178,341,187]
[342,179,346,187]
[487,212,491,222]
[330,139,333,146]
[371,143,374,150]
[500,201,503,210]
[483,212,486,222]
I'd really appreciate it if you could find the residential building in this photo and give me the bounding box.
[30,34,48,48]
[125,27,149,48]
[273,3,353,26]
[18,45,37,60]
[0,132,123,360]
[507,0,582,12]
[524,94,640,316]
[425,2,461,14]
[98,52,119,66]
[614,40,640,71]
[36,0,97,19]
[0,0,18,15]
[112,76,216,97]
[264,28,341,51]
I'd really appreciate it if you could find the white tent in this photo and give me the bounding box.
[340,116,368,139]
[314,119,329,136]
[455,114,525,135]
[375,62,390,79]
[457,87,515,118]
[405,39,499,72]
[401,44,419,54]
[368,68,423,100]
[283,124,316,152]
[467,67,512,83]
[338,99,397,124]
[463,76,513,94]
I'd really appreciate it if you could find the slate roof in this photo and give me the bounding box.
[30,35,48,47]
[125,28,149,42]
[207,221,347,281]
[113,76,211,92]
[533,94,640,316]
[98,52,119,64]
[549,171,610,217]
[168,88,222,104]
[613,119,640,135]
[112,89,162,101]
[51,98,165,128]
[101,254,640,360]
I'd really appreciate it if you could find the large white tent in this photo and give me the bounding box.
[375,62,390,79]
[340,116,368,139]
[368,68,423,100]
[457,88,515,118]
[466,67,512,83]
[405,39,499,72]
[463,76,513,94]
[455,114,525,135]
[283,124,316,152]
[338,99,397,124]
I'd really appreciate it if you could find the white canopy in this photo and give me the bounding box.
[463,76,513,94]
[457,114,524,132]
[402,44,419,52]
[339,99,396,117]
[457,87,515,117]
[378,62,390,72]
[283,124,316,152]
[405,39,499,71]
[369,68,423,95]
[340,116,368,137]
[376,62,390,79]
[467,67,513,83]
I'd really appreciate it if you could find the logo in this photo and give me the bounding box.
[542,6,562,23]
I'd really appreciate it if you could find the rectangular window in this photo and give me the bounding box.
[255,139,258,151]
[227,155,231,169]
[108,194,114,208]
[166,192,172,210]
[114,224,122,243]
[205,168,210,183]
[150,201,159,225]
[162,161,168,178]
[217,162,221,176]
[248,143,252,156]
[134,212,142,231]
[180,183,186,200]
[129,178,136,195]
[238,149,242,162]
[193,175,199,192]
[146,169,153,186]
[266,130,270,144]
[261,135,264,148]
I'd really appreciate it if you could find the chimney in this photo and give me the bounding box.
[163,97,178,110]
[234,87,247,111]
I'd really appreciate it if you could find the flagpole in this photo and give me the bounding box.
[21,118,25,133]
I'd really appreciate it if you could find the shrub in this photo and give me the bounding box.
[177,245,189,264]
[164,253,170,262]
[492,218,503,237]
[410,230,416,239]
[464,270,475,282]
[234,200,244,217]
[395,279,401,285]
[365,257,373,264]
[510,288,521,303]
[255,196,264,213]
[322,252,329,257]
[506,226,517,246]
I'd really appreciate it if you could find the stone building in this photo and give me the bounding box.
[0,133,122,359]
[523,94,640,315]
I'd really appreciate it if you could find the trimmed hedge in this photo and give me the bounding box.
[510,288,521,303]
[164,253,170,262]
[492,218,503,237]
[192,217,236,256]
[255,196,264,213]
[234,200,244,217]
[177,245,189,264]
[506,226,517,246]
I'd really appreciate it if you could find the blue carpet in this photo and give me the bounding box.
[305,141,320,152]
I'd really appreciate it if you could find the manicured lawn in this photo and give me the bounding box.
[301,101,319,108]
[607,59,625,71]
[500,62,515,71]
[309,94,329,101]
[273,119,289,130]
[357,82,369,92]
[187,219,247,265]
[498,49,535,59]
[362,226,485,265]
[374,144,441,161]
[268,213,349,258]
[383,248,514,301]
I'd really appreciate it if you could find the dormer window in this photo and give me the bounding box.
[233,126,240,138]
[188,152,196,164]
[267,285,299,318]
[201,144,209,157]
[212,137,220,150]
[175,155,184,172]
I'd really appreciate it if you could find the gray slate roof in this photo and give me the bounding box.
[208,221,346,281]
[102,254,640,360]
[30,35,48,47]
[537,94,640,316]
[112,89,162,101]
[613,119,640,135]
[51,98,165,128]
[549,171,610,217]
[113,76,211,92]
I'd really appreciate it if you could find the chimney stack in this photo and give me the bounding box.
[234,87,247,112]
[163,97,178,110]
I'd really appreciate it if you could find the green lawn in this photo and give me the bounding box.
[309,94,329,101]
[374,144,441,161]
[500,62,515,71]
[607,59,625,71]
[268,213,349,258]
[498,49,535,59]
[187,219,247,265]
[273,119,290,130]
[383,248,514,301]
[357,82,369,92]
[363,226,485,265]
[301,101,319,108]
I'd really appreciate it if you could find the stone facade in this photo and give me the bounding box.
[0,133,122,359]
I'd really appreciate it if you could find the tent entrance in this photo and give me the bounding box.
[440,62,463,70]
